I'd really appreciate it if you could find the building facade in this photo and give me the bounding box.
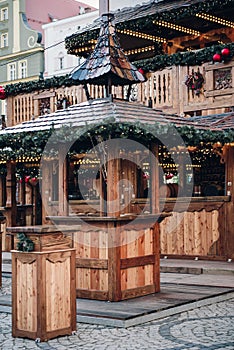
[0,0,96,117]
[42,10,98,78]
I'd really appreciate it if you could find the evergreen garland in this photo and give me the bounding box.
[3,43,234,97]
[0,122,233,162]
[134,43,234,72]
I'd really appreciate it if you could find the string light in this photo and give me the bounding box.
[153,20,201,36]
[125,45,155,55]
[117,29,167,43]
[74,45,95,54]
[74,29,166,55]
[195,13,234,28]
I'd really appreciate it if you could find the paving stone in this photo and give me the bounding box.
[1,276,234,349]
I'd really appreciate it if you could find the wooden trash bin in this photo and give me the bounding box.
[8,226,76,342]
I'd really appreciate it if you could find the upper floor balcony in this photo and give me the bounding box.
[3,54,234,128]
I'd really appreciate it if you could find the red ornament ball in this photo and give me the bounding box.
[0,86,6,100]
[138,68,145,75]
[25,175,30,183]
[221,47,230,57]
[213,53,221,62]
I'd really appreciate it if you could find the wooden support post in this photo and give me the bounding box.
[6,96,14,126]
[0,176,5,207]
[99,168,106,216]
[106,143,121,217]
[150,143,159,214]
[58,149,68,216]
[108,222,121,301]
[4,161,17,250]
[225,145,234,259]
[41,160,52,224]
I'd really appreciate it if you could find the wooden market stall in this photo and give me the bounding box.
[0,0,234,290]
[3,95,234,301]
[4,12,170,302]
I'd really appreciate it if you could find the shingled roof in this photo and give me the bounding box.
[65,0,234,60]
[70,13,145,87]
[1,98,233,135]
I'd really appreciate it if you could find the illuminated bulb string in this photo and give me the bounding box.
[74,29,166,54]
[153,20,201,36]
[196,13,234,28]
[117,29,166,43]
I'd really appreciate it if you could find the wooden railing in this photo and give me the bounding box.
[6,59,234,127]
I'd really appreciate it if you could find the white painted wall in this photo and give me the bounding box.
[42,10,98,78]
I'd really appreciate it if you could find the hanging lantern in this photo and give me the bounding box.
[213,53,221,63]
[221,47,230,57]
[0,86,6,100]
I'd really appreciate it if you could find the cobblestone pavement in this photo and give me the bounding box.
[1,276,234,350]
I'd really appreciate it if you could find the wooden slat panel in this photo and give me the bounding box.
[121,284,155,300]
[77,289,108,300]
[76,258,108,269]
[15,256,37,332]
[120,254,155,269]
[45,253,71,331]
[160,209,222,257]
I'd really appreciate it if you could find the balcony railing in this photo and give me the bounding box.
[5,59,234,127]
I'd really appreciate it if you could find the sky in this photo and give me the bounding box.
[81,0,98,7]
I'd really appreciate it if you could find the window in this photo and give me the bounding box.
[58,52,64,70]
[59,57,64,70]
[8,63,16,81]
[18,60,27,79]
[1,7,8,21]
[1,32,8,47]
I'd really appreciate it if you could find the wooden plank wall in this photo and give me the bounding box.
[160,208,223,257]
[120,227,156,297]
[74,228,109,300]
[73,221,160,301]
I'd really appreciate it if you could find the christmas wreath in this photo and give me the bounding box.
[184,70,204,95]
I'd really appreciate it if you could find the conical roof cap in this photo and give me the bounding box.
[71,13,145,86]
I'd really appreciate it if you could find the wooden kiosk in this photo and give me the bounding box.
[45,12,167,301]
[47,141,165,301]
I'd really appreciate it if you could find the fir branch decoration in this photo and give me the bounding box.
[134,43,234,72]
[17,233,34,252]
[3,44,234,97]
[0,122,233,162]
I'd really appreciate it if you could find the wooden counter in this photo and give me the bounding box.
[48,214,167,301]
